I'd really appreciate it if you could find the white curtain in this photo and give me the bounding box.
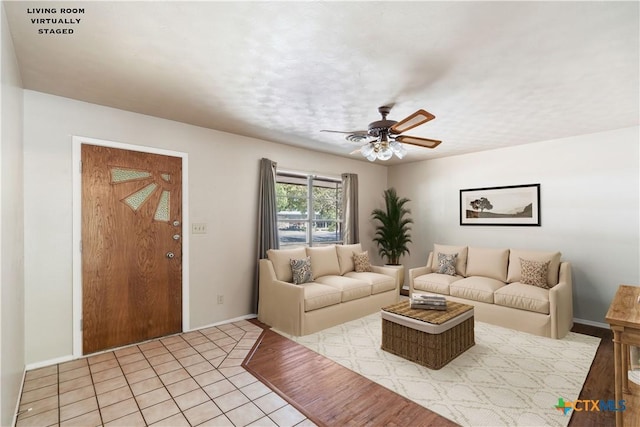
[341,173,359,244]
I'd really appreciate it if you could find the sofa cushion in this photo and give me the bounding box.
[290,257,313,285]
[353,251,372,272]
[413,273,462,295]
[450,276,506,303]
[301,283,342,312]
[465,247,509,282]
[267,247,307,282]
[507,249,561,287]
[520,258,550,289]
[306,245,341,279]
[345,271,395,294]
[315,276,372,302]
[431,244,468,276]
[494,282,550,314]
[436,253,457,276]
[336,244,363,275]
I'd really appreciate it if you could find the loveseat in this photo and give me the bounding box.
[409,244,573,339]
[258,244,400,336]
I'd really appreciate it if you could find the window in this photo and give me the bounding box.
[276,172,342,247]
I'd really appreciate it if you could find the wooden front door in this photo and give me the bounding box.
[81,144,183,354]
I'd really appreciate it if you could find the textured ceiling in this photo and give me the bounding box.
[4,1,639,164]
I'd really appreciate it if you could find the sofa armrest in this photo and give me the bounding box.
[408,266,429,296]
[408,259,433,296]
[409,266,431,281]
[549,261,573,339]
[258,259,305,335]
[370,265,401,292]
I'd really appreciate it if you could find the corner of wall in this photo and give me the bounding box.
[1,3,26,425]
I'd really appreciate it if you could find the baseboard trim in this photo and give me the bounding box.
[25,314,259,371]
[573,317,609,330]
[12,369,27,427]
[188,313,258,333]
[25,354,76,371]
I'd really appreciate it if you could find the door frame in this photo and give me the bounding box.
[72,135,190,357]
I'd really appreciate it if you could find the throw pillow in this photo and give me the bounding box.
[353,251,372,272]
[437,252,458,276]
[290,257,313,285]
[520,258,550,288]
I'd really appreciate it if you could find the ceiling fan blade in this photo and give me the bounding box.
[320,129,369,135]
[395,135,442,149]
[390,109,435,134]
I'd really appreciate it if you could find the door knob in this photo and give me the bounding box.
[166,252,175,259]
[172,234,180,240]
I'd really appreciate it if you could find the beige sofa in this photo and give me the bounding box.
[409,244,573,339]
[258,244,400,336]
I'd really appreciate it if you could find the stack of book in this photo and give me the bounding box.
[410,294,447,310]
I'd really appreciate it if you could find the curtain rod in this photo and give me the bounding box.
[276,167,342,182]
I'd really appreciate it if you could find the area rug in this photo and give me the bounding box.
[276,313,600,427]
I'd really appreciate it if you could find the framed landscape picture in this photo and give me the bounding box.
[460,184,540,226]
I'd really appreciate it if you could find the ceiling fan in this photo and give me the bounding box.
[321,106,442,161]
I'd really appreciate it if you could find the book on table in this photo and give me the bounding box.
[412,294,446,301]
[411,294,447,304]
[410,293,447,310]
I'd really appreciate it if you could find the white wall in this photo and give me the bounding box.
[389,126,640,325]
[0,4,25,426]
[23,90,388,364]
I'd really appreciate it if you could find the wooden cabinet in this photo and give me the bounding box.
[605,285,640,427]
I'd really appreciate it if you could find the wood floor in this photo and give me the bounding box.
[244,320,615,427]
[568,323,615,427]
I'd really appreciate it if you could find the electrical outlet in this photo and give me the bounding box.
[192,223,207,234]
[217,295,224,305]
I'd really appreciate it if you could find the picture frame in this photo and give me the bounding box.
[459,184,540,226]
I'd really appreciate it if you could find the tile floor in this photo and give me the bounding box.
[16,320,316,427]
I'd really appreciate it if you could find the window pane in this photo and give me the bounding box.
[278,220,308,245]
[312,221,341,244]
[312,184,341,221]
[276,183,308,217]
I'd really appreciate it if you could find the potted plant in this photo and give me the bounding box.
[371,188,413,291]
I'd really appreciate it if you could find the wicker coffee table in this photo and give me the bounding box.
[381,299,475,369]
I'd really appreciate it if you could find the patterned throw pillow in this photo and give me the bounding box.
[520,258,550,288]
[437,253,458,276]
[353,251,372,272]
[290,257,313,285]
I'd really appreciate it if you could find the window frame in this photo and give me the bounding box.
[276,171,343,247]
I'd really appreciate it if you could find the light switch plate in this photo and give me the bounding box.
[192,223,207,234]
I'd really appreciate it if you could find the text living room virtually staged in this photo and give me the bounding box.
[0,1,639,427]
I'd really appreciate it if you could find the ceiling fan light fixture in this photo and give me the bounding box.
[398,145,408,158]
[330,106,440,161]
[377,145,393,161]
[361,143,375,157]
[366,151,377,162]
[390,140,407,159]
